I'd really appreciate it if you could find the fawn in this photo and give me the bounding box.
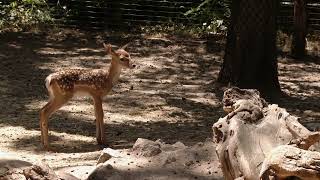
[39,43,135,149]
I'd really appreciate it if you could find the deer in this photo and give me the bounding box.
[39,43,135,150]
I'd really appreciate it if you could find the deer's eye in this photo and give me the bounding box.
[120,57,126,61]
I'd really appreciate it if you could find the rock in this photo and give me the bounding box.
[97,148,123,165]
[87,164,116,180]
[161,141,186,151]
[56,166,95,180]
[97,148,115,165]
[88,139,223,180]
[132,138,162,157]
[172,142,186,149]
[24,161,58,180]
[0,152,58,180]
[0,152,32,169]
[56,171,80,180]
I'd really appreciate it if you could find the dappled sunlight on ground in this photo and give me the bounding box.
[278,55,320,130]
[0,29,319,169]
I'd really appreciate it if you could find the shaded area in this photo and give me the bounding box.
[0,29,225,155]
[0,30,106,131]
[10,115,218,153]
[89,167,222,180]
[0,29,319,168]
[277,55,320,130]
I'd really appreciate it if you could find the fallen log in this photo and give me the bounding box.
[260,145,320,180]
[213,87,320,180]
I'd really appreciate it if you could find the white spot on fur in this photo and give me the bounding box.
[45,74,54,100]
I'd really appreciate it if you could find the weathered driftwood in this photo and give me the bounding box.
[260,145,320,180]
[213,87,320,180]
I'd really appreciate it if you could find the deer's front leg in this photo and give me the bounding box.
[93,97,105,145]
[40,102,51,148]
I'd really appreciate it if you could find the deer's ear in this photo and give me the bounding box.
[121,43,129,50]
[103,43,116,55]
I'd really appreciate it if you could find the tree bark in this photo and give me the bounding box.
[106,0,123,29]
[291,0,307,59]
[213,87,320,180]
[217,0,281,99]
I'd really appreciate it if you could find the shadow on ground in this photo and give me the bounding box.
[0,30,225,154]
[277,54,320,130]
[0,29,319,156]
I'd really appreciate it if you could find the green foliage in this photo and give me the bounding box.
[49,0,107,24]
[0,0,53,31]
[185,0,231,33]
[138,24,208,37]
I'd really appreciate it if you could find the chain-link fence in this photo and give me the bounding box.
[39,0,320,32]
[279,0,320,32]
[48,0,202,30]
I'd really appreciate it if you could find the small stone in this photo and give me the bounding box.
[185,160,194,167]
[106,164,113,170]
[97,148,121,165]
[132,138,161,157]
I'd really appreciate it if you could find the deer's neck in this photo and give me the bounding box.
[108,60,122,84]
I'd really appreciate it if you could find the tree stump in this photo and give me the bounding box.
[213,87,320,180]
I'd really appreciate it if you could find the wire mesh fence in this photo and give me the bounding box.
[279,0,320,32]
[48,0,203,30]
[1,0,319,32]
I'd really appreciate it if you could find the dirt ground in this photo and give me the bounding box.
[0,28,319,170]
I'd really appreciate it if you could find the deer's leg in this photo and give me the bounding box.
[93,96,105,145]
[40,101,52,145]
[39,95,70,149]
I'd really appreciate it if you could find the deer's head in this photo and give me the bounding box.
[103,43,136,69]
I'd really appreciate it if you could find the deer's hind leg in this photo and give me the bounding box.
[40,85,72,149]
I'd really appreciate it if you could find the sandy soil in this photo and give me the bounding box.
[0,29,319,171]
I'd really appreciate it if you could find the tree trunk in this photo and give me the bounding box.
[106,0,123,29]
[213,87,320,180]
[217,0,281,100]
[291,0,307,59]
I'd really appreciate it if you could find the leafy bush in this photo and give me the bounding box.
[185,0,231,33]
[0,0,53,31]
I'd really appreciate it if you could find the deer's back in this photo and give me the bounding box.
[48,69,110,92]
